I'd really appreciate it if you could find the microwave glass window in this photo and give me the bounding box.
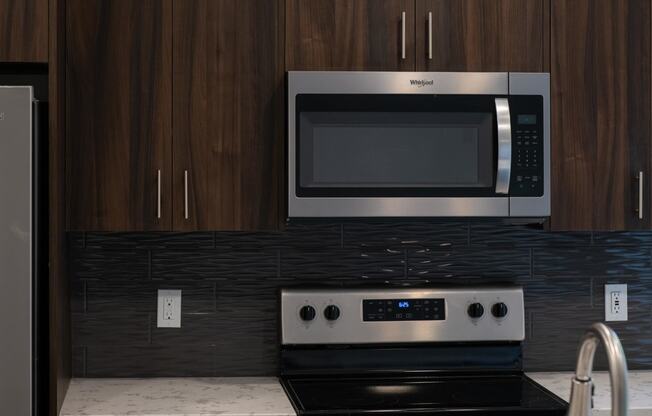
[299,112,494,189]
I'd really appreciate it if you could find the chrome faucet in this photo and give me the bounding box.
[567,323,628,416]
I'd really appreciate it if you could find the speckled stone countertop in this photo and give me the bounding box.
[60,373,652,416]
[529,371,652,416]
[59,377,296,416]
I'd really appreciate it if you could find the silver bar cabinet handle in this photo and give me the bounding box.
[495,98,512,195]
[184,170,189,220]
[637,171,644,220]
[428,12,433,60]
[157,169,162,219]
[401,11,406,60]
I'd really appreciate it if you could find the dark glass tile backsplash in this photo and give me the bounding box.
[69,220,652,377]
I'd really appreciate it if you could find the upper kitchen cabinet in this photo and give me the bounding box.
[550,0,651,231]
[0,0,48,62]
[66,0,173,231]
[416,0,546,71]
[173,0,282,230]
[286,0,416,71]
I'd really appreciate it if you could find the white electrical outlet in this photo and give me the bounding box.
[605,284,627,322]
[157,289,182,328]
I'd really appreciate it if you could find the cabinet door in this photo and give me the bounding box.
[286,0,415,71]
[416,0,545,71]
[66,0,172,230]
[173,0,282,230]
[0,0,48,62]
[551,0,651,230]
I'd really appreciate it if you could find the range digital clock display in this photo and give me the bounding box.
[363,298,445,321]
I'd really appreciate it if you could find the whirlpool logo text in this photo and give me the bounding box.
[410,79,434,88]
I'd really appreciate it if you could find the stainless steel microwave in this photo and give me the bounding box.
[288,71,550,218]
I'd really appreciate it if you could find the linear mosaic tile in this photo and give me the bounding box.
[407,248,531,279]
[533,247,652,277]
[592,232,652,247]
[72,312,150,346]
[280,249,406,281]
[470,220,591,247]
[151,250,279,279]
[83,345,216,377]
[342,220,469,250]
[85,281,216,314]
[68,221,652,376]
[70,248,149,280]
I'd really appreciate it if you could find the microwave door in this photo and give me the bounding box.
[495,98,512,195]
[289,92,511,218]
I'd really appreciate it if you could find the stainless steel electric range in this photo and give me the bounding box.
[279,287,567,416]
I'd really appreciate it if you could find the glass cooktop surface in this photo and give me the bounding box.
[283,373,567,415]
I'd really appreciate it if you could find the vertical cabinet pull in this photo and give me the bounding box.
[428,12,433,60]
[401,11,406,60]
[184,170,189,220]
[637,171,644,220]
[157,169,162,219]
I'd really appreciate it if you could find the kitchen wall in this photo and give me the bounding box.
[69,220,652,377]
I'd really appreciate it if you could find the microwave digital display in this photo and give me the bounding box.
[363,298,445,321]
[517,114,537,125]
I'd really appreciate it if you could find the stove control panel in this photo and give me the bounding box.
[363,298,445,321]
[281,287,524,345]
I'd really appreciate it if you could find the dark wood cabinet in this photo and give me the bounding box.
[65,0,173,231]
[416,0,546,71]
[550,0,651,231]
[286,0,415,71]
[173,0,282,230]
[0,0,48,62]
[66,0,282,231]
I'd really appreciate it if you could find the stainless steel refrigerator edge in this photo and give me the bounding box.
[0,86,35,415]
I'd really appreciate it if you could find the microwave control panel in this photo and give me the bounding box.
[510,95,544,197]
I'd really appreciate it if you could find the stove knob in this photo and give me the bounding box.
[324,305,341,321]
[467,303,484,319]
[491,302,509,318]
[299,305,316,321]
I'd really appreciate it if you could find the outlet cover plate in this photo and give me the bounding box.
[605,284,627,322]
[158,289,182,328]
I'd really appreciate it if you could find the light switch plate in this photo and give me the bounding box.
[605,284,627,322]
[157,289,182,328]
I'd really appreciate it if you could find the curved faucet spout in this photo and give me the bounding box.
[567,323,628,416]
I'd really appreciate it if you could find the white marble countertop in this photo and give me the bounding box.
[529,371,652,416]
[59,377,296,416]
[60,372,652,416]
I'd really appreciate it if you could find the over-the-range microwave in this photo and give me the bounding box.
[288,71,550,218]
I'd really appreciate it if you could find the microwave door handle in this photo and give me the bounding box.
[495,98,512,195]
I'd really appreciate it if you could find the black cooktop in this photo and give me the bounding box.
[282,373,567,416]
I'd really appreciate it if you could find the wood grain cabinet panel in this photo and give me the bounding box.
[173,0,282,230]
[66,0,173,231]
[416,0,545,71]
[286,0,415,71]
[550,0,651,231]
[0,0,48,62]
